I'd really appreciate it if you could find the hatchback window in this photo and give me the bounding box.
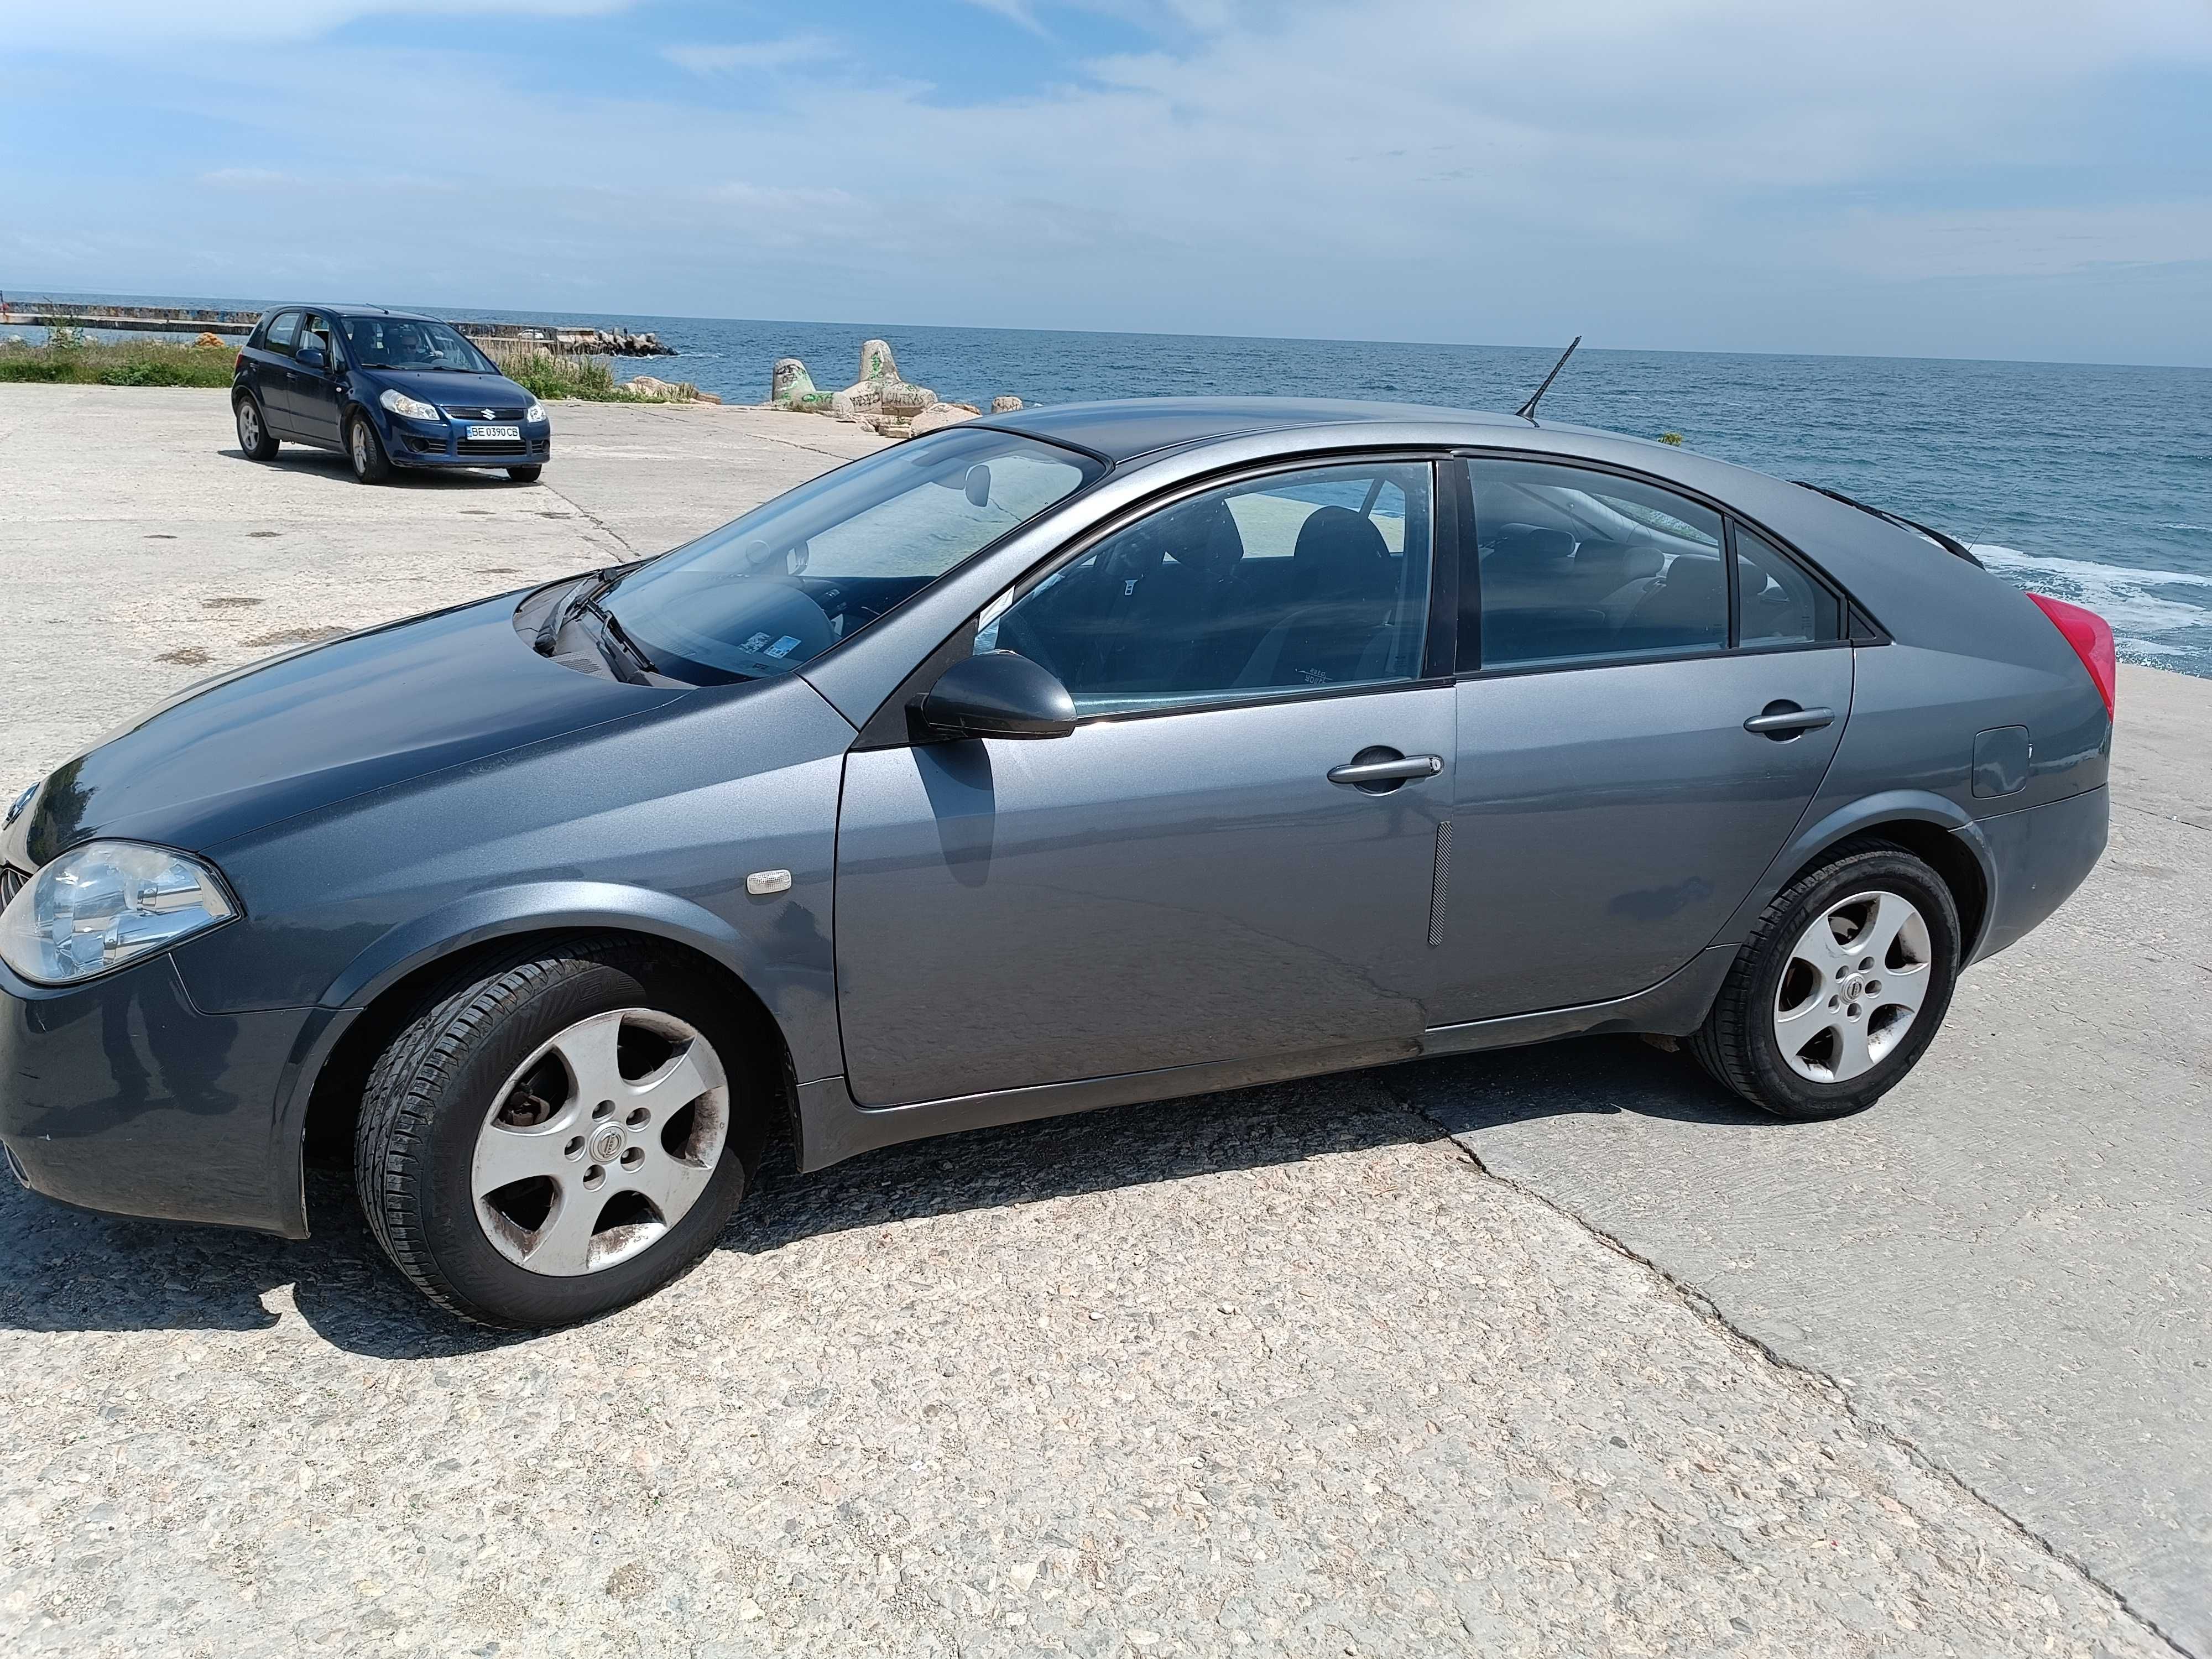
[979,462,1433,716]
[1735,523,1841,646]
[1464,458,1725,669]
[601,429,1102,685]
[263,311,301,354]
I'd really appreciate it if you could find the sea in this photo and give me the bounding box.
[16,291,2211,677]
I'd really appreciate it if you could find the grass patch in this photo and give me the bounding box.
[476,340,697,403]
[0,334,237,388]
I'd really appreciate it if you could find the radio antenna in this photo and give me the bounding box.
[1514,335,1582,421]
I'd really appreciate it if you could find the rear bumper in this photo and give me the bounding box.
[1964,784,2109,964]
[0,954,312,1235]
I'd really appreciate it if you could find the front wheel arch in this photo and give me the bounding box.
[299,926,800,1225]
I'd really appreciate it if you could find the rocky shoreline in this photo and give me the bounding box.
[763,337,1022,439]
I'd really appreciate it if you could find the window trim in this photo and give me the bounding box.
[1453,446,1867,680]
[865,448,1458,747]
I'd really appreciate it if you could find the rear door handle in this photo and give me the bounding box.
[1328,753,1443,786]
[1743,703,1835,737]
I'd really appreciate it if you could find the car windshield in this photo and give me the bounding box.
[342,316,496,373]
[600,427,1104,685]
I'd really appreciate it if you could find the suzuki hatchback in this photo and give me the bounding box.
[0,400,2114,1327]
[232,304,551,483]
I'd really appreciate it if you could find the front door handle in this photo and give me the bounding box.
[1328,752,1443,787]
[1743,702,1835,738]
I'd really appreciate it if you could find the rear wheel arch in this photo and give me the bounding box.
[300,926,800,1223]
[1768,817,1990,964]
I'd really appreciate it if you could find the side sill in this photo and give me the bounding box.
[794,947,1740,1173]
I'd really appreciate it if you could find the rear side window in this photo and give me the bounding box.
[1735,524,1841,646]
[262,310,301,354]
[1464,458,1725,669]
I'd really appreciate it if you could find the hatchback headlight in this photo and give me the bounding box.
[0,842,236,986]
[525,403,547,424]
[379,388,441,421]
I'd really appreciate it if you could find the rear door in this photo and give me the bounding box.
[834,457,1458,1105]
[1434,456,1852,1021]
[251,309,302,432]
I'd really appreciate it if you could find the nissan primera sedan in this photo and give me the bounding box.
[0,399,2114,1328]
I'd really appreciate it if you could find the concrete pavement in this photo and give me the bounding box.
[0,383,2203,1656]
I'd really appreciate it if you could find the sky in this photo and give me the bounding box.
[4,1,2211,364]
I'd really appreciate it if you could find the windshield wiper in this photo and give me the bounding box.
[580,597,658,682]
[1796,483,1983,567]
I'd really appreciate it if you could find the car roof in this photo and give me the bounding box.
[983,396,1536,463]
[264,303,444,324]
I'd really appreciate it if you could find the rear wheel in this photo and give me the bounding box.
[507,465,542,483]
[347,412,393,484]
[354,941,762,1327]
[1689,844,1960,1120]
[234,394,278,461]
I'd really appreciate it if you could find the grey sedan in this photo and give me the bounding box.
[0,399,2115,1327]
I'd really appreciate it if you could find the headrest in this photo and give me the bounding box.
[1292,506,1389,599]
[1655,555,1725,600]
[1486,524,1576,580]
[1159,497,1246,582]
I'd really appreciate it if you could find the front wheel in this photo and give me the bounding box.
[347,411,393,483]
[354,941,763,1327]
[507,465,542,483]
[1689,843,1961,1120]
[234,394,278,461]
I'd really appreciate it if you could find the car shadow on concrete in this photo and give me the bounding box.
[0,1037,1761,1360]
[219,445,532,489]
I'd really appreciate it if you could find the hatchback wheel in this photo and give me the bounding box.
[235,394,278,461]
[1689,843,1960,1120]
[507,465,543,484]
[347,412,393,484]
[354,941,762,1327]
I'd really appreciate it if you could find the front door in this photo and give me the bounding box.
[834,458,1456,1106]
[1433,456,1855,1021]
[288,311,345,446]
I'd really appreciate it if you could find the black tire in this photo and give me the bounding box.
[507,465,543,483]
[354,939,763,1328]
[1689,842,1961,1121]
[347,411,393,484]
[234,393,279,461]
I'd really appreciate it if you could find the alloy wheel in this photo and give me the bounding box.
[470,1008,729,1276]
[237,401,260,451]
[350,421,369,476]
[1771,889,1933,1083]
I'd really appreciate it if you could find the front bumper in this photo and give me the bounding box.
[0,953,314,1235]
[382,410,552,468]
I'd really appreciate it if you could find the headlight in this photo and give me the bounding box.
[0,842,236,986]
[379,388,441,421]
[525,403,547,424]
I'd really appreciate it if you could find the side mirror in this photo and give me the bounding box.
[296,343,327,371]
[917,651,1076,740]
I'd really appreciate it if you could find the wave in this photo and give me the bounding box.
[1969,544,2212,591]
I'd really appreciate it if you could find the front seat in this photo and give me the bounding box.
[1234,506,1399,688]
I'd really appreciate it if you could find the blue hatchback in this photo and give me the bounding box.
[231,304,552,484]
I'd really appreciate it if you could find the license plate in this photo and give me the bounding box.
[468,424,520,441]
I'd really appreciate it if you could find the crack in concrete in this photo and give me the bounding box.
[1412,1114,2198,1658]
[536,479,633,556]
[2114,798,2212,837]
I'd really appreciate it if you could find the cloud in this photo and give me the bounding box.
[79,0,639,44]
[1827,202,2212,279]
[663,35,839,75]
[962,0,1050,34]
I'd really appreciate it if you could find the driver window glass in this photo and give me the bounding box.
[1465,457,1725,670]
[978,461,1434,717]
[263,311,301,354]
[298,312,334,363]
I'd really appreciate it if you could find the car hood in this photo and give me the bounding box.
[362,367,533,411]
[12,596,682,865]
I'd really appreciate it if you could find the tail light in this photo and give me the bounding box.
[233,351,244,373]
[2027,592,2116,718]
